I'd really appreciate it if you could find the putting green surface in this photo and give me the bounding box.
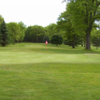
[0,43,100,100]
[0,52,100,64]
[0,43,100,64]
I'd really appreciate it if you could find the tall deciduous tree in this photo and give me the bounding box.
[7,22,21,44]
[65,0,100,50]
[45,23,58,40]
[18,21,26,42]
[57,10,84,48]
[0,20,9,47]
[57,10,76,48]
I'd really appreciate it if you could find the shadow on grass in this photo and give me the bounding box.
[0,43,100,54]
[1,62,100,67]
[0,47,100,54]
[31,48,100,54]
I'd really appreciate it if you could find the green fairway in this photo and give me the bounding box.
[0,43,100,100]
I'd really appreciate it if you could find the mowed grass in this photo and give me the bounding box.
[0,43,100,100]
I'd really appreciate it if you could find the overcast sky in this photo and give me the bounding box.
[0,0,67,27]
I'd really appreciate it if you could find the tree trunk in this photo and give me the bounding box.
[96,46,97,50]
[13,42,15,45]
[1,43,5,47]
[84,41,86,47]
[56,44,58,46]
[72,34,75,48]
[85,33,91,50]
[37,36,38,43]
[85,12,93,50]
[81,42,83,47]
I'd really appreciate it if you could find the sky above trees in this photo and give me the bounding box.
[0,0,67,27]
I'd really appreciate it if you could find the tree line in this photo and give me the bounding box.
[0,0,100,50]
[0,15,64,46]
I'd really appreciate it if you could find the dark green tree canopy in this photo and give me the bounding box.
[0,20,9,47]
[24,25,45,43]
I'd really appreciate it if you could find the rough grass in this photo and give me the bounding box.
[0,43,100,100]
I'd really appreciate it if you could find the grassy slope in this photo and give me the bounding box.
[0,43,100,100]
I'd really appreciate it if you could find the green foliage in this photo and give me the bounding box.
[43,36,49,43]
[57,9,84,48]
[66,0,100,50]
[24,26,35,42]
[7,22,26,44]
[0,20,9,47]
[64,36,82,46]
[18,21,26,42]
[45,23,58,40]
[0,15,4,25]
[51,34,63,46]
[7,22,21,44]
[24,25,45,43]
[92,30,100,49]
[92,36,100,48]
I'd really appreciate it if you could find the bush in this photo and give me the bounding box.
[51,34,63,46]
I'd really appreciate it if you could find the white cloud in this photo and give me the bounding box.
[0,0,67,27]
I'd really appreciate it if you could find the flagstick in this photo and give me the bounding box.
[45,40,48,49]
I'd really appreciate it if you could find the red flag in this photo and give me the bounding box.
[45,40,48,45]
